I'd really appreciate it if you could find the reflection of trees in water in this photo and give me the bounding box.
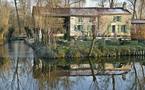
[33,59,91,90]
[0,42,34,90]
[88,58,133,90]
[140,63,145,85]
[0,41,51,90]
[0,45,9,57]
[0,58,10,83]
[9,57,34,90]
[0,46,10,72]
[11,58,20,90]
[33,57,145,90]
[0,46,11,89]
[131,60,145,90]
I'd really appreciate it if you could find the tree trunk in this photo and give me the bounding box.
[112,75,115,90]
[89,59,96,81]
[132,0,137,19]
[110,0,114,8]
[88,38,95,57]
[139,0,144,19]
[14,0,21,34]
[88,16,97,57]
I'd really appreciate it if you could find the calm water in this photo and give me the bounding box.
[0,41,145,90]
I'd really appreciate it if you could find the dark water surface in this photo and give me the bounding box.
[0,41,145,90]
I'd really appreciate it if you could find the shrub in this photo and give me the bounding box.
[93,48,102,57]
[56,47,68,58]
[65,48,81,58]
[105,39,119,45]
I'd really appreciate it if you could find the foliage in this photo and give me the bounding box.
[56,46,68,58]
[0,1,11,43]
[65,48,81,58]
[31,39,145,58]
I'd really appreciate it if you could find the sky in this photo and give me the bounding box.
[7,0,98,8]
[86,0,126,7]
[7,0,126,7]
[85,0,97,7]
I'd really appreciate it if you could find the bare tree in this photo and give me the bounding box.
[14,0,21,34]
[138,0,145,19]
[97,0,108,7]
[109,0,114,8]
[127,0,137,19]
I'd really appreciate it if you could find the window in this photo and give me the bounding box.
[92,25,96,31]
[87,25,91,31]
[78,17,83,22]
[113,16,121,22]
[121,25,127,33]
[112,25,116,33]
[87,25,95,31]
[78,25,83,31]
[75,25,83,31]
[74,25,77,31]
[89,17,93,22]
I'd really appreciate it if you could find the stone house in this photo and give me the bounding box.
[131,19,145,40]
[32,6,131,39]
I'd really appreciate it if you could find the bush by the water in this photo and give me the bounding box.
[31,39,145,59]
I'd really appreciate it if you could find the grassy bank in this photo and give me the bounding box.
[27,39,145,59]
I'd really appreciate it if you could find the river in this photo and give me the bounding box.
[0,41,145,90]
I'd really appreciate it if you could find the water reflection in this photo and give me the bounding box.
[0,41,145,90]
[33,57,145,90]
[0,41,35,90]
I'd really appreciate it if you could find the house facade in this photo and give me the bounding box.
[32,6,131,39]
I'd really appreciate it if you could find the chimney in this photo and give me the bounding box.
[122,2,127,9]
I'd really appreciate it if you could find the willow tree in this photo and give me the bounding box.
[0,1,11,44]
[33,0,86,45]
[33,0,64,46]
[13,0,33,35]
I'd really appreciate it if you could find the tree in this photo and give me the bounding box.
[14,0,21,34]
[93,0,122,8]
[138,0,145,19]
[109,0,114,8]
[127,0,137,19]
[0,1,11,44]
[97,0,108,7]
[88,17,97,56]
[33,0,87,45]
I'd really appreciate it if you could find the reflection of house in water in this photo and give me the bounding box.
[59,63,132,76]
[70,64,97,69]
[33,58,132,76]
[105,63,132,70]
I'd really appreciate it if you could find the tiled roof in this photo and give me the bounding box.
[32,6,131,17]
[131,19,145,24]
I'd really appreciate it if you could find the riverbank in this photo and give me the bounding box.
[25,39,145,59]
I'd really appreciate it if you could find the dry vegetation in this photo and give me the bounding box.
[0,2,11,44]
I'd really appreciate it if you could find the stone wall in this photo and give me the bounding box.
[70,14,131,37]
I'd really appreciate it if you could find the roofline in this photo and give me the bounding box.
[32,6,131,16]
[40,14,131,17]
[32,6,127,9]
[131,19,145,24]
